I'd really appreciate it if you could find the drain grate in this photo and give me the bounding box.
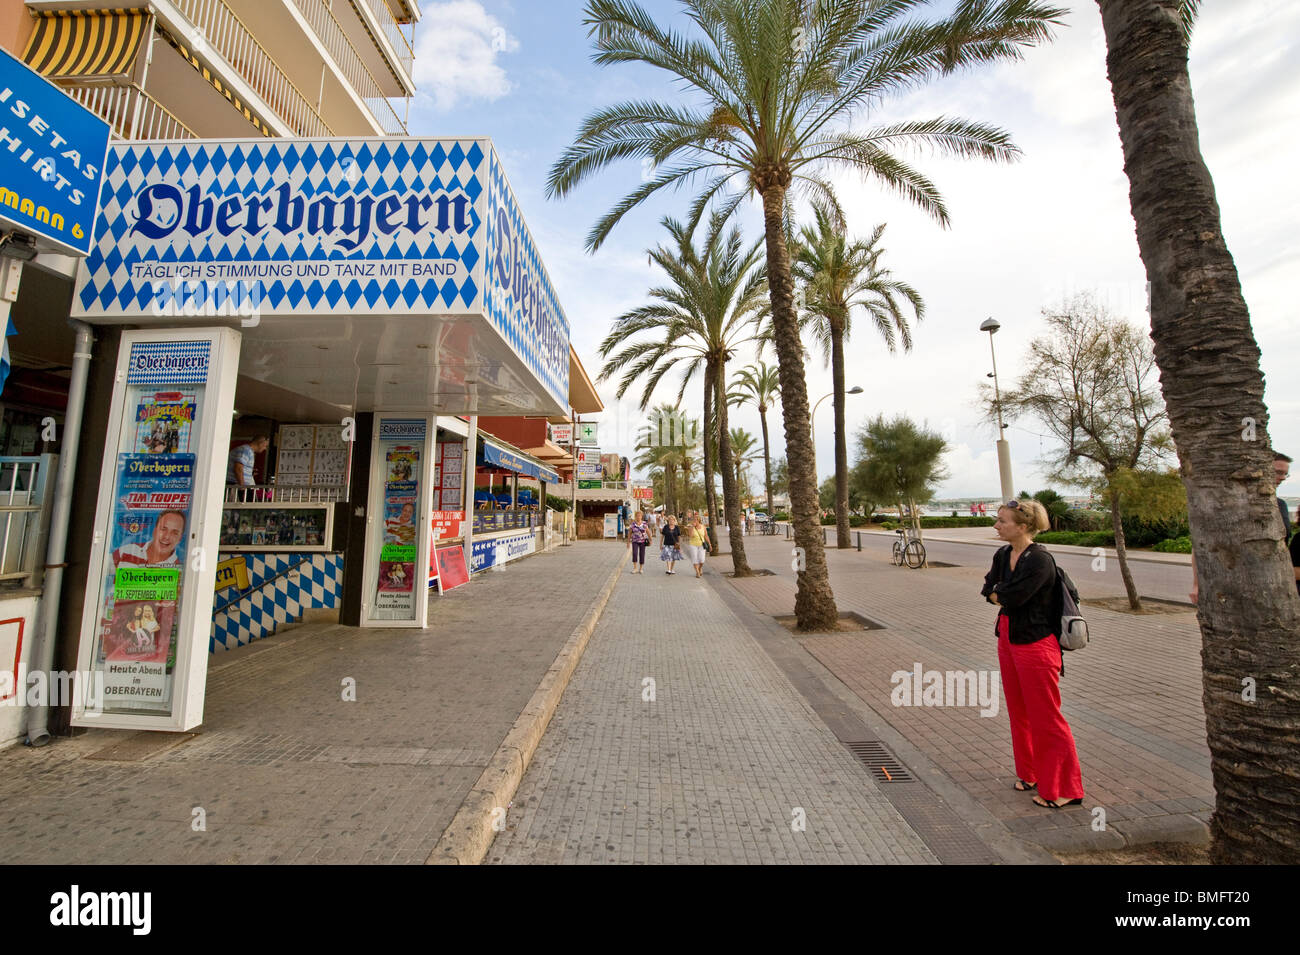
[844,740,914,782]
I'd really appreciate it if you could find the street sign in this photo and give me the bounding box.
[550,423,573,445]
[0,45,110,256]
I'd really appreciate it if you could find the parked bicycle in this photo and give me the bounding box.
[891,525,926,568]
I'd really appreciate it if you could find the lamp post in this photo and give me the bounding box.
[810,385,863,449]
[981,318,1015,503]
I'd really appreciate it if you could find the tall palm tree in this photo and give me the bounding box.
[596,213,767,573]
[729,362,781,519]
[793,206,924,548]
[729,427,759,499]
[550,0,1064,629]
[1097,0,1300,862]
[636,404,700,515]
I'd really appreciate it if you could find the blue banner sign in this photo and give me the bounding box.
[0,45,109,256]
[73,138,570,412]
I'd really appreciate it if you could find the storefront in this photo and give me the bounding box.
[61,136,572,731]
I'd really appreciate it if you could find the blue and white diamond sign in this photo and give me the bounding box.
[73,137,569,412]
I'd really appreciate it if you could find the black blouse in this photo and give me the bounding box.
[981,542,1059,645]
[661,525,681,546]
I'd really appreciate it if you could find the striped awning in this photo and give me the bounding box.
[159,29,274,138]
[22,10,148,78]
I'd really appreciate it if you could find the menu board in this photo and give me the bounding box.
[275,424,351,487]
[435,438,465,510]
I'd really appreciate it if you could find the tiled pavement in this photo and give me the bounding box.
[0,542,626,864]
[488,558,942,864]
[720,534,1213,851]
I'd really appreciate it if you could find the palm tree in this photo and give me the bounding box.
[1097,0,1300,862]
[636,405,700,515]
[793,205,923,549]
[596,213,767,573]
[550,0,1064,629]
[729,427,759,499]
[729,362,781,519]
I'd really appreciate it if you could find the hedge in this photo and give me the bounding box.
[1035,530,1116,547]
[1152,536,1193,553]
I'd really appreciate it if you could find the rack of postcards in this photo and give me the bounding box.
[274,424,350,489]
[218,502,334,552]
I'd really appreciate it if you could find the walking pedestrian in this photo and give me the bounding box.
[660,514,683,574]
[684,512,711,578]
[628,510,650,574]
[980,498,1085,810]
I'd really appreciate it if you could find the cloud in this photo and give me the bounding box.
[412,1,519,112]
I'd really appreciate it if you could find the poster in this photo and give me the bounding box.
[95,452,196,712]
[375,445,419,612]
[133,391,197,454]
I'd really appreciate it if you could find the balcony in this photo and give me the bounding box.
[288,0,406,135]
[61,83,197,140]
[171,0,331,137]
[352,0,415,83]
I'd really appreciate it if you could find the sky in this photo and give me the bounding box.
[404,0,1300,500]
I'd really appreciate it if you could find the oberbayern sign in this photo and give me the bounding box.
[0,45,110,256]
[73,138,569,411]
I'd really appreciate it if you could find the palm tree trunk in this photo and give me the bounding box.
[1107,483,1141,611]
[756,174,837,629]
[702,361,721,551]
[832,321,851,548]
[717,363,751,575]
[760,405,774,519]
[1098,0,1300,863]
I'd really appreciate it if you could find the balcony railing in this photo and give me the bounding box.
[173,0,330,137]
[291,0,406,134]
[61,83,198,140]
[352,0,415,79]
[224,484,347,504]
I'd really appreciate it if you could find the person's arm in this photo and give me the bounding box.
[991,549,1054,609]
[980,550,1003,604]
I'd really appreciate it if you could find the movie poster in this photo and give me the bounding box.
[133,392,198,454]
[94,453,195,712]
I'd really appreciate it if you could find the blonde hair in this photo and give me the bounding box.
[1001,499,1050,534]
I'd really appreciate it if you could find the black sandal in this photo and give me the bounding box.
[1033,796,1083,809]
[1013,780,1036,792]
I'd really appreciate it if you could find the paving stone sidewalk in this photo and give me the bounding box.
[0,542,625,864]
[488,559,940,864]
[723,535,1213,852]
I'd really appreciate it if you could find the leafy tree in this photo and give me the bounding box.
[729,427,759,500]
[550,0,1064,629]
[635,405,700,515]
[596,213,766,571]
[793,205,923,549]
[729,362,781,519]
[852,415,949,537]
[987,295,1171,609]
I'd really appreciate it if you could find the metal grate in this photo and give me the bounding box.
[844,740,914,783]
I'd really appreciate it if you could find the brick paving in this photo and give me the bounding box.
[488,558,939,864]
[722,534,1213,849]
[0,542,625,864]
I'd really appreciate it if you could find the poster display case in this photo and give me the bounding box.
[362,416,434,628]
[72,328,240,731]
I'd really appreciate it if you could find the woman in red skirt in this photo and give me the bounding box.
[981,499,1085,809]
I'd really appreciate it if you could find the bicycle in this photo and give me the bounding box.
[760,519,778,536]
[891,525,927,569]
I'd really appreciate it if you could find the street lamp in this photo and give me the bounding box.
[981,318,1015,503]
[811,386,863,482]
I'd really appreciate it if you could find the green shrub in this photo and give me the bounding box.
[849,515,869,527]
[1152,536,1193,553]
[1059,509,1108,532]
[918,516,996,528]
[881,520,898,530]
[1036,530,1115,547]
[774,511,790,521]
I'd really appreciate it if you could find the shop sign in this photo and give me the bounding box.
[435,545,469,591]
[73,138,570,411]
[214,557,249,593]
[470,531,535,573]
[0,45,110,255]
[603,514,618,538]
[576,422,598,446]
[632,486,653,501]
[549,423,572,445]
[431,510,464,541]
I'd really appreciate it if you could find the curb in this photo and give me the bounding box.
[1022,812,1210,854]
[425,546,631,865]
